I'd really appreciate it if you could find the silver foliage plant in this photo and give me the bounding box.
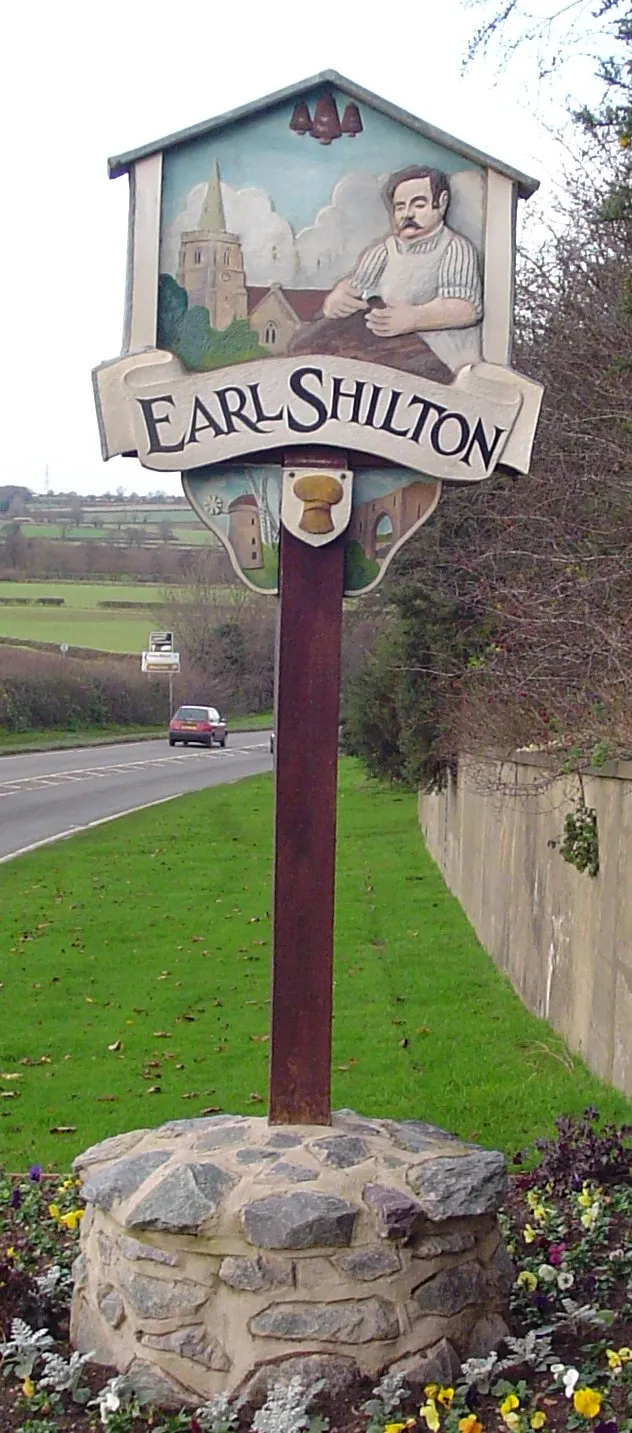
[0,1317,55,1378]
[39,1347,94,1403]
[252,1377,328,1433]
[195,1391,240,1433]
[363,1371,410,1433]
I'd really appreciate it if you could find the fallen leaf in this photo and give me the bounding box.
[50,1125,77,1134]
[0,1090,19,1099]
[146,1086,161,1094]
[247,1091,264,1104]
[337,1064,351,1072]
[0,1073,22,1081]
[249,1034,269,1043]
[181,1092,199,1099]
[200,1105,222,1114]
[416,1026,432,1036]
[132,1007,148,1015]
[96,1095,118,1103]
[153,1031,172,1038]
[107,1040,122,1052]
[399,1038,409,1048]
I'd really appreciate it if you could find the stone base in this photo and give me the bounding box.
[70,1111,513,1409]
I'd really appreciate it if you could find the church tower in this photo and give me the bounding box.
[177,160,248,330]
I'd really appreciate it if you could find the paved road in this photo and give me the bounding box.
[0,733,272,863]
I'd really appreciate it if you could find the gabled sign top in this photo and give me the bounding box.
[107,69,539,199]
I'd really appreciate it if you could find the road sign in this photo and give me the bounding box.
[149,631,174,653]
[142,651,180,673]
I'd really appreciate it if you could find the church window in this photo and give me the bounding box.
[194,248,203,264]
[223,249,230,265]
[265,322,278,346]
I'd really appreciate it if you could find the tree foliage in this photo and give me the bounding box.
[343,17,632,784]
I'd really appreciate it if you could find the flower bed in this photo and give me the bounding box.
[0,1111,630,1433]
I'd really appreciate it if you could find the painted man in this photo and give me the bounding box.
[289,166,482,380]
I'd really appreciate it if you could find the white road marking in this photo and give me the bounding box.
[0,794,180,866]
[0,744,269,797]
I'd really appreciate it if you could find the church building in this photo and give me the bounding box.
[176,161,326,353]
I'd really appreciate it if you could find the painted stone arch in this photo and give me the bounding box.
[373,510,395,555]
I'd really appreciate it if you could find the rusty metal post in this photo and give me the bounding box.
[268,454,347,1124]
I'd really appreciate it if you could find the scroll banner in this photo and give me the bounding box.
[95,351,530,483]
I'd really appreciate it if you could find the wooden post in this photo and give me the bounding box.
[268,452,347,1124]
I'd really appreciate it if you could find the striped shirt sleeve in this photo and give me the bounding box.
[437,235,483,319]
[348,241,389,297]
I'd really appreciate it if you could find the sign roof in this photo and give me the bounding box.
[107,69,539,199]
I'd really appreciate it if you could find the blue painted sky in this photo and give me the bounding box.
[161,86,481,234]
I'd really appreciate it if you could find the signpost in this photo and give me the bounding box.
[142,638,180,718]
[94,71,542,1125]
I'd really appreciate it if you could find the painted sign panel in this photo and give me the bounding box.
[95,73,543,488]
[183,463,441,595]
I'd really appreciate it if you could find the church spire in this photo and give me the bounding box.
[199,158,227,233]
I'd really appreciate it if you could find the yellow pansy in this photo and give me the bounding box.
[523,1224,536,1243]
[5,1246,15,1259]
[420,1400,441,1431]
[530,1414,546,1429]
[22,1375,35,1397]
[503,1414,521,1431]
[517,1270,538,1292]
[500,1395,520,1417]
[424,1385,439,1398]
[58,1207,84,1230]
[437,1388,454,1408]
[385,1423,406,1432]
[573,1389,602,1419]
[606,1347,632,1370]
[48,1203,61,1220]
[532,1204,547,1223]
[577,1184,596,1208]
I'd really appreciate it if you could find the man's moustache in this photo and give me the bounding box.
[399,220,422,232]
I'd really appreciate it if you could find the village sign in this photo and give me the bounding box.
[94,71,542,595]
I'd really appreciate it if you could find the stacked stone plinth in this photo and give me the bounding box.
[70,1111,513,1409]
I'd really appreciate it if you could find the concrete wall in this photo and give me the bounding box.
[418,755,632,1097]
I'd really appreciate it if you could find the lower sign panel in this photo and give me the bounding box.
[183,464,441,595]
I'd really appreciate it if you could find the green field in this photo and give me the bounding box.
[0,762,628,1170]
[4,521,213,545]
[0,581,169,653]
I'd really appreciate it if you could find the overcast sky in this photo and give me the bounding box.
[0,0,602,496]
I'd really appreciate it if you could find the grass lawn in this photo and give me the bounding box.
[0,580,168,652]
[0,761,629,1170]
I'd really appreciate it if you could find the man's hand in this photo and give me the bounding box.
[323,281,368,319]
[365,304,421,337]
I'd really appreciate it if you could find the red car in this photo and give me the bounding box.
[168,705,228,749]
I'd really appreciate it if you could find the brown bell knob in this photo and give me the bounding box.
[310,94,342,145]
[289,100,312,135]
[341,102,362,137]
[293,474,344,534]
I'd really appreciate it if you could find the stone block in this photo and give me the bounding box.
[407,1151,507,1219]
[140,1325,231,1370]
[363,1184,423,1240]
[118,1268,208,1319]
[238,1353,358,1405]
[81,1152,171,1212]
[410,1262,486,1318]
[74,1130,149,1171]
[119,1235,180,1266]
[467,1312,511,1357]
[250,1296,399,1343]
[242,1192,358,1249]
[264,1162,319,1183]
[219,1255,294,1292]
[388,1336,461,1392]
[125,1163,236,1234]
[333,1245,401,1281]
[97,1285,126,1329]
[309,1136,371,1168]
[126,1357,196,1408]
